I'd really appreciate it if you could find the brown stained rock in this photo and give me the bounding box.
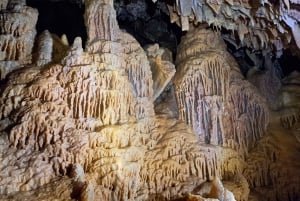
[145,43,176,101]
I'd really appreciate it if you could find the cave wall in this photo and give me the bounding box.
[0,0,299,201]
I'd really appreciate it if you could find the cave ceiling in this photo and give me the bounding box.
[26,0,300,50]
[1,0,300,200]
[23,0,300,75]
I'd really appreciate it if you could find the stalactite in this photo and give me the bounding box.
[225,80,269,156]
[2,0,298,200]
[165,0,300,51]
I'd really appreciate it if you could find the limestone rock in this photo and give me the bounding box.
[174,28,269,156]
[0,0,154,198]
[145,43,176,100]
[0,0,299,201]
[0,0,8,10]
[70,163,86,183]
[0,177,74,201]
[0,0,37,79]
[0,0,37,63]
[186,178,236,201]
[243,71,300,201]
[79,182,94,201]
[167,0,300,51]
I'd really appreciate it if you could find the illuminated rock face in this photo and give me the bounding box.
[0,1,299,201]
[0,0,38,78]
[0,0,155,198]
[145,43,176,101]
[174,28,269,156]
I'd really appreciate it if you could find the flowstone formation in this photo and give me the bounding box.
[0,0,299,201]
[243,70,300,201]
[165,0,300,51]
[174,28,269,155]
[0,0,239,200]
[0,0,155,199]
[0,0,38,79]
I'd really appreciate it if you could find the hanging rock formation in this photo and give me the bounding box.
[0,0,299,201]
[165,0,300,51]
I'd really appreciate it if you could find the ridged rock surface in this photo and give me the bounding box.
[243,71,300,201]
[0,0,299,201]
[174,28,269,157]
[166,0,300,50]
[0,1,38,79]
[0,0,238,200]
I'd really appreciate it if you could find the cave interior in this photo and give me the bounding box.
[0,0,299,201]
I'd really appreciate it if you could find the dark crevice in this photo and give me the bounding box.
[26,0,87,46]
[114,0,183,58]
[279,49,300,77]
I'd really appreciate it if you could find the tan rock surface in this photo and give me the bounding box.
[0,0,37,79]
[0,0,299,201]
[145,43,176,101]
[174,28,269,156]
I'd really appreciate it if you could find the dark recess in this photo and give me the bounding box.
[26,0,87,46]
[114,0,183,58]
[26,0,182,57]
[279,49,300,76]
[26,0,299,78]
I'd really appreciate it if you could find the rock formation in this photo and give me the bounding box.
[174,28,269,157]
[0,0,38,78]
[0,0,299,201]
[165,0,300,51]
[145,43,176,100]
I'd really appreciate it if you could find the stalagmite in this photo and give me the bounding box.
[174,28,269,155]
[0,0,299,201]
[0,1,245,198]
[0,0,153,199]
